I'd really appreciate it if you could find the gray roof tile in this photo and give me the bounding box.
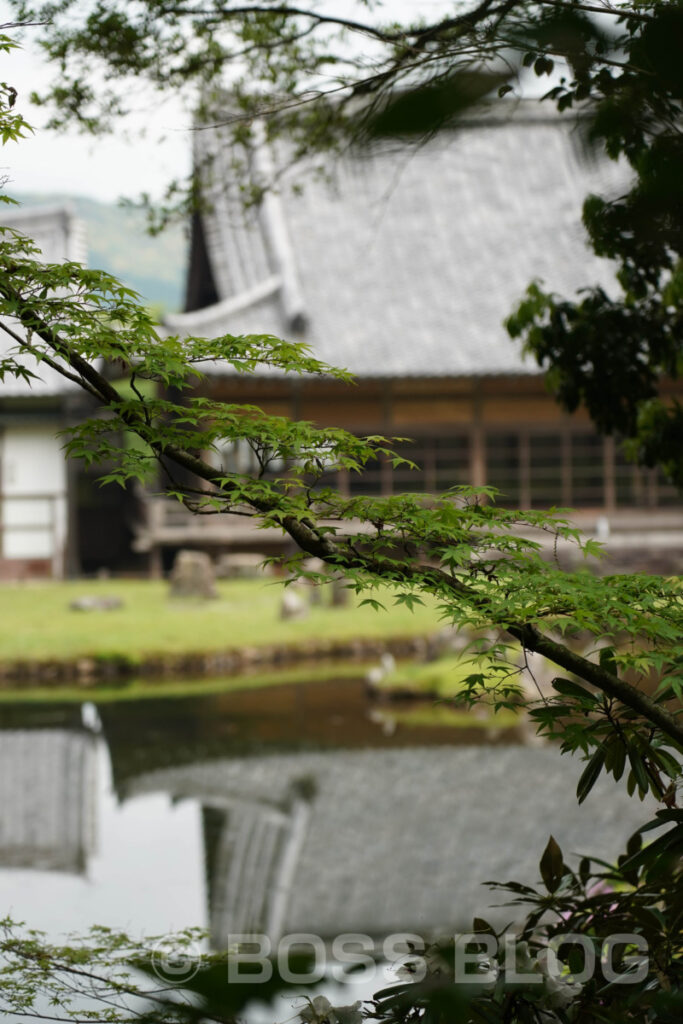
[167,104,628,378]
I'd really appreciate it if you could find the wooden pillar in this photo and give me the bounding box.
[603,435,616,511]
[424,446,437,494]
[519,431,531,509]
[561,424,572,507]
[382,380,392,430]
[290,380,301,422]
[382,381,394,495]
[149,545,163,579]
[631,463,644,507]
[337,468,350,498]
[147,498,165,578]
[470,382,485,488]
[380,455,393,496]
[64,445,82,578]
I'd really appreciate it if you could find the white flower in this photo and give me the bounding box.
[299,995,363,1024]
[535,950,583,1010]
[508,943,583,1011]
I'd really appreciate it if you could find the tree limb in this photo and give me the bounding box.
[3,281,681,748]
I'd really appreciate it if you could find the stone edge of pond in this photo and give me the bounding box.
[0,633,436,688]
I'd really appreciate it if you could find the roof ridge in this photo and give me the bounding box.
[252,124,308,334]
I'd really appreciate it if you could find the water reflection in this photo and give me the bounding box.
[0,711,97,873]
[0,678,656,944]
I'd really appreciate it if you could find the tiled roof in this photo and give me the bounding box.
[127,744,655,940]
[1,203,88,397]
[167,103,627,378]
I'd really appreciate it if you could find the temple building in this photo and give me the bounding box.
[138,102,683,572]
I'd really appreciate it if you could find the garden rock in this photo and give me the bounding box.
[69,596,124,612]
[280,587,309,620]
[169,549,218,599]
[301,557,326,606]
[331,573,350,607]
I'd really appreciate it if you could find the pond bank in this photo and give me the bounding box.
[0,631,436,688]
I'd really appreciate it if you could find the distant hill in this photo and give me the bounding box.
[13,193,187,313]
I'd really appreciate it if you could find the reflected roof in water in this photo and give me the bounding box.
[0,679,656,943]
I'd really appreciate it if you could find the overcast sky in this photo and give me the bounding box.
[1,1,455,203]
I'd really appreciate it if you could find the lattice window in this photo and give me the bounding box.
[570,433,604,507]
[485,433,521,506]
[614,442,652,507]
[654,470,681,507]
[345,432,470,497]
[529,434,564,508]
[392,434,470,494]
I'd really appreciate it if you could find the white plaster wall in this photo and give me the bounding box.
[1,425,68,564]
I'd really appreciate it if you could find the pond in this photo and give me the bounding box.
[0,676,654,953]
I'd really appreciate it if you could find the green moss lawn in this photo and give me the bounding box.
[373,654,484,698]
[0,578,445,663]
[372,655,524,729]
